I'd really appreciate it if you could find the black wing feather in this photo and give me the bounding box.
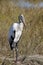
[9,30,15,50]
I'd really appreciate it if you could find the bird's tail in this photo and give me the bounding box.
[9,36,14,50]
[9,42,13,50]
[10,45,13,50]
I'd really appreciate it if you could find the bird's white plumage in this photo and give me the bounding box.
[8,22,23,43]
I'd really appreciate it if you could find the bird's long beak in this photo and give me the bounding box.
[23,18,26,27]
[23,21,26,30]
[23,21,26,27]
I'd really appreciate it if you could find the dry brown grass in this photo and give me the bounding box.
[0,0,43,65]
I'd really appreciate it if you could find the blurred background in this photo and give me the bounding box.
[0,0,43,65]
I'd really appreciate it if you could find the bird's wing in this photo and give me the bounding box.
[8,23,18,38]
[14,31,22,43]
[13,23,23,43]
[8,23,22,43]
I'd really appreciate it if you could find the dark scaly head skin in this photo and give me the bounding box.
[18,14,26,27]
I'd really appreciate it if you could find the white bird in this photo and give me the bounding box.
[8,14,26,62]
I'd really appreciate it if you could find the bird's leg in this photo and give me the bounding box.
[13,48,15,60]
[15,43,18,62]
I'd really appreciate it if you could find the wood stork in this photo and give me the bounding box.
[8,14,26,62]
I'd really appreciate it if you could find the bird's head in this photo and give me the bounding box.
[18,14,26,27]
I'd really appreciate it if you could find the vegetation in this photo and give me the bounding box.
[0,0,43,65]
